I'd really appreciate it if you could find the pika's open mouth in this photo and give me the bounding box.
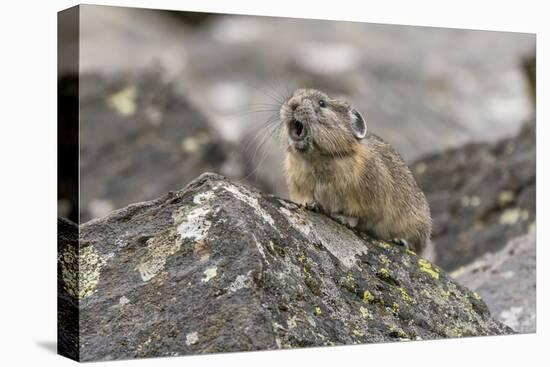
[288,119,306,141]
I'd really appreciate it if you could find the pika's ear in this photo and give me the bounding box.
[349,109,367,139]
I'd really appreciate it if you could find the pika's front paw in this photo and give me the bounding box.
[392,238,411,250]
[304,202,321,213]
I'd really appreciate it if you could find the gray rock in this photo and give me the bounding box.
[453,234,536,334]
[414,120,536,270]
[77,72,270,222]
[58,173,511,362]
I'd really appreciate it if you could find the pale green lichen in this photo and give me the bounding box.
[472,292,482,300]
[353,329,365,337]
[418,258,439,279]
[60,243,106,299]
[363,290,374,303]
[135,229,180,282]
[398,287,414,304]
[181,132,211,154]
[202,266,218,283]
[498,190,515,206]
[360,306,371,319]
[106,86,137,116]
[499,208,529,226]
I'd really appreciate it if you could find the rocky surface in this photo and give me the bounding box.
[78,73,270,222]
[58,173,511,362]
[453,234,535,334]
[413,120,536,271]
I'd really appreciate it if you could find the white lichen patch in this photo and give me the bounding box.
[60,243,106,299]
[185,331,199,346]
[280,205,367,269]
[287,315,298,330]
[222,183,275,227]
[193,190,215,205]
[135,230,180,282]
[202,266,218,283]
[313,219,368,269]
[360,306,371,319]
[118,296,130,306]
[173,205,212,242]
[279,206,311,237]
[252,234,269,264]
[106,86,137,116]
[499,208,529,226]
[227,272,252,294]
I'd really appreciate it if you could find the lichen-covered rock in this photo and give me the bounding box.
[59,173,512,362]
[453,234,535,333]
[413,120,535,270]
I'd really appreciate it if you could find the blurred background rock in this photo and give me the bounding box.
[58,5,535,331]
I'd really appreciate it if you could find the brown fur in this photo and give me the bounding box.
[280,89,432,253]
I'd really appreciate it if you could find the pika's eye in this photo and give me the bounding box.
[319,100,326,107]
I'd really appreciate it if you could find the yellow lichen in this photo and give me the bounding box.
[418,258,439,279]
[315,306,322,316]
[398,287,414,304]
[406,249,416,256]
[379,268,391,279]
[363,290,374,303]
[392,302,400,312]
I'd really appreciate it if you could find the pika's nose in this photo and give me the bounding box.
[288,97,301,111]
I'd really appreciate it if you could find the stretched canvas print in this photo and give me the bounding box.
[57,4,536,362]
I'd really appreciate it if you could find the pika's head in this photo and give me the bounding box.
[279,88,366,157]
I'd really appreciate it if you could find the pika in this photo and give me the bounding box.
[279,88,432,253]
